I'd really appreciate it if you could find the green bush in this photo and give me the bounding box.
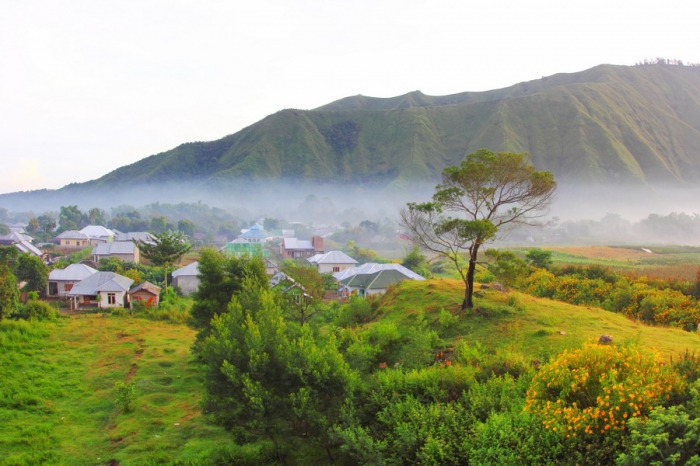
[17,300,57,321]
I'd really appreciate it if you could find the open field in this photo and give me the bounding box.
[0,315,231,466]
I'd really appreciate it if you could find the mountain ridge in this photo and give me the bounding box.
[3,63,700,211]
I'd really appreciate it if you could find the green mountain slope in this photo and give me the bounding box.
[84,64,700,191]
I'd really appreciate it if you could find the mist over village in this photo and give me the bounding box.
[3,1,700,464]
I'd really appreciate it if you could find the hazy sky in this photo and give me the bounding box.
[1,0,697,195]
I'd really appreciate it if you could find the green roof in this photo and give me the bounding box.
[341,269,410,290]
[224,242,270,257]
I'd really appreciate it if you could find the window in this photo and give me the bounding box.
[333,266,340,272]
[107,293,116,305]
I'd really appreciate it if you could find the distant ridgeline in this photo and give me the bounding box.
[3,62,700,211]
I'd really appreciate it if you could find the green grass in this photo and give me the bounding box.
[375,279,700,363]
[0,315,232,466]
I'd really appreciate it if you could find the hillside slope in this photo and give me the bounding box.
[87,64,700,190]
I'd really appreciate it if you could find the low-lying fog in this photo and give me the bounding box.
[1,180,699,246]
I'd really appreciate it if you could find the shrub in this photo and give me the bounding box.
[114,381,137,413]
[18,300,57,321]
[526,343,684,440]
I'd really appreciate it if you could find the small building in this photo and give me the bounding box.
[129,281,161,308]
[80,225,115,246]
[171,262,200,296]
[308,250,358,273]
[225,240,269,257]
[54,230,91,248]
[113,231,154,244]
[280,236,324,259]
[92,241,140,264]
[47,263,98,297]
[68,271,134,309]
[335,263,425,298]
[237,224,269,243]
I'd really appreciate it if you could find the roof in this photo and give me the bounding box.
[92,242,137,256]
[68,272,133,295]
[15,241,43,256]
[340,269,422,290]
[55,230,89,240]
[172,261,199,277]
[333,263,425,281]
[129,281,161,295]
[283,238,314,250]
[114,232,153,243]
[49,263,98,281]
[80,225,115,238]
[0,231,33,244]
[238,224,269,240]
[308,251,358,265]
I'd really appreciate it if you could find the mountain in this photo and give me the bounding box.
[3,63,700,211]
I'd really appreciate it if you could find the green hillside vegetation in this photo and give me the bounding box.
[3,275,700,464]
[79,64,700,191]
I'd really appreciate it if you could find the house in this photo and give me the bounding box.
[0,231,47,261]
[171,262,200,296]
[269,271,309,298]
[129,281,161,308]
[225,239,269,258]
[53,230,91,248]
[263,258,278,276]
[280,236,324,259]
[92,241,140,264]
[237,224,269,243]
[80,225,115,246]
[335,263,425,298]
[307,250,358,273]
[68,271,134,309]
[47,263,98,297]
[113,231,154,244]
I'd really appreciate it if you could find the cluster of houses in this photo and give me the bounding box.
[13,221,423,310]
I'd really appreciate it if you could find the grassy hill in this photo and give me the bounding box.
[3,277,700,464]
[81,64,700,190]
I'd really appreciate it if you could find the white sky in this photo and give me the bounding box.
[1,0,697,195]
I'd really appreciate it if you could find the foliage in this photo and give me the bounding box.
[526,248,553,269]
[134,230,191,292]
[344,240,379,263]
[618,403,700,465]
[278,261,326,324]
[485,248,529,288]
[189,249,269,336]
[114,381,137,413]
[15,253,48,295]
[526,343,684,463]
[199,285,357,460]
[17,300,57,321]
[0,266,19,320]
[400,149,556,309]
[401,246,432,278]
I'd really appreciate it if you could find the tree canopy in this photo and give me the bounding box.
[400,149,556,309]
[134,231,191,292]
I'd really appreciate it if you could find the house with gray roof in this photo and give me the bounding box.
[172,261,200,296]
[307,250,358,273]
[114,231,154,244]
[54,230,90,248]
[47,263,98,297]
[92,241,140,263]
[80,225,115,245]
[68,271,133,308]
[336,264,425,298]
[280,236,324,259]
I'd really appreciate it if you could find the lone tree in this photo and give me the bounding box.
[400,149,556,309]
[134,231,191,293]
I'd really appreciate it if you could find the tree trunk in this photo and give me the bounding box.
[462,248,479,310]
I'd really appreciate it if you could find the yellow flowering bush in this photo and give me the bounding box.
[525,343,684,438]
